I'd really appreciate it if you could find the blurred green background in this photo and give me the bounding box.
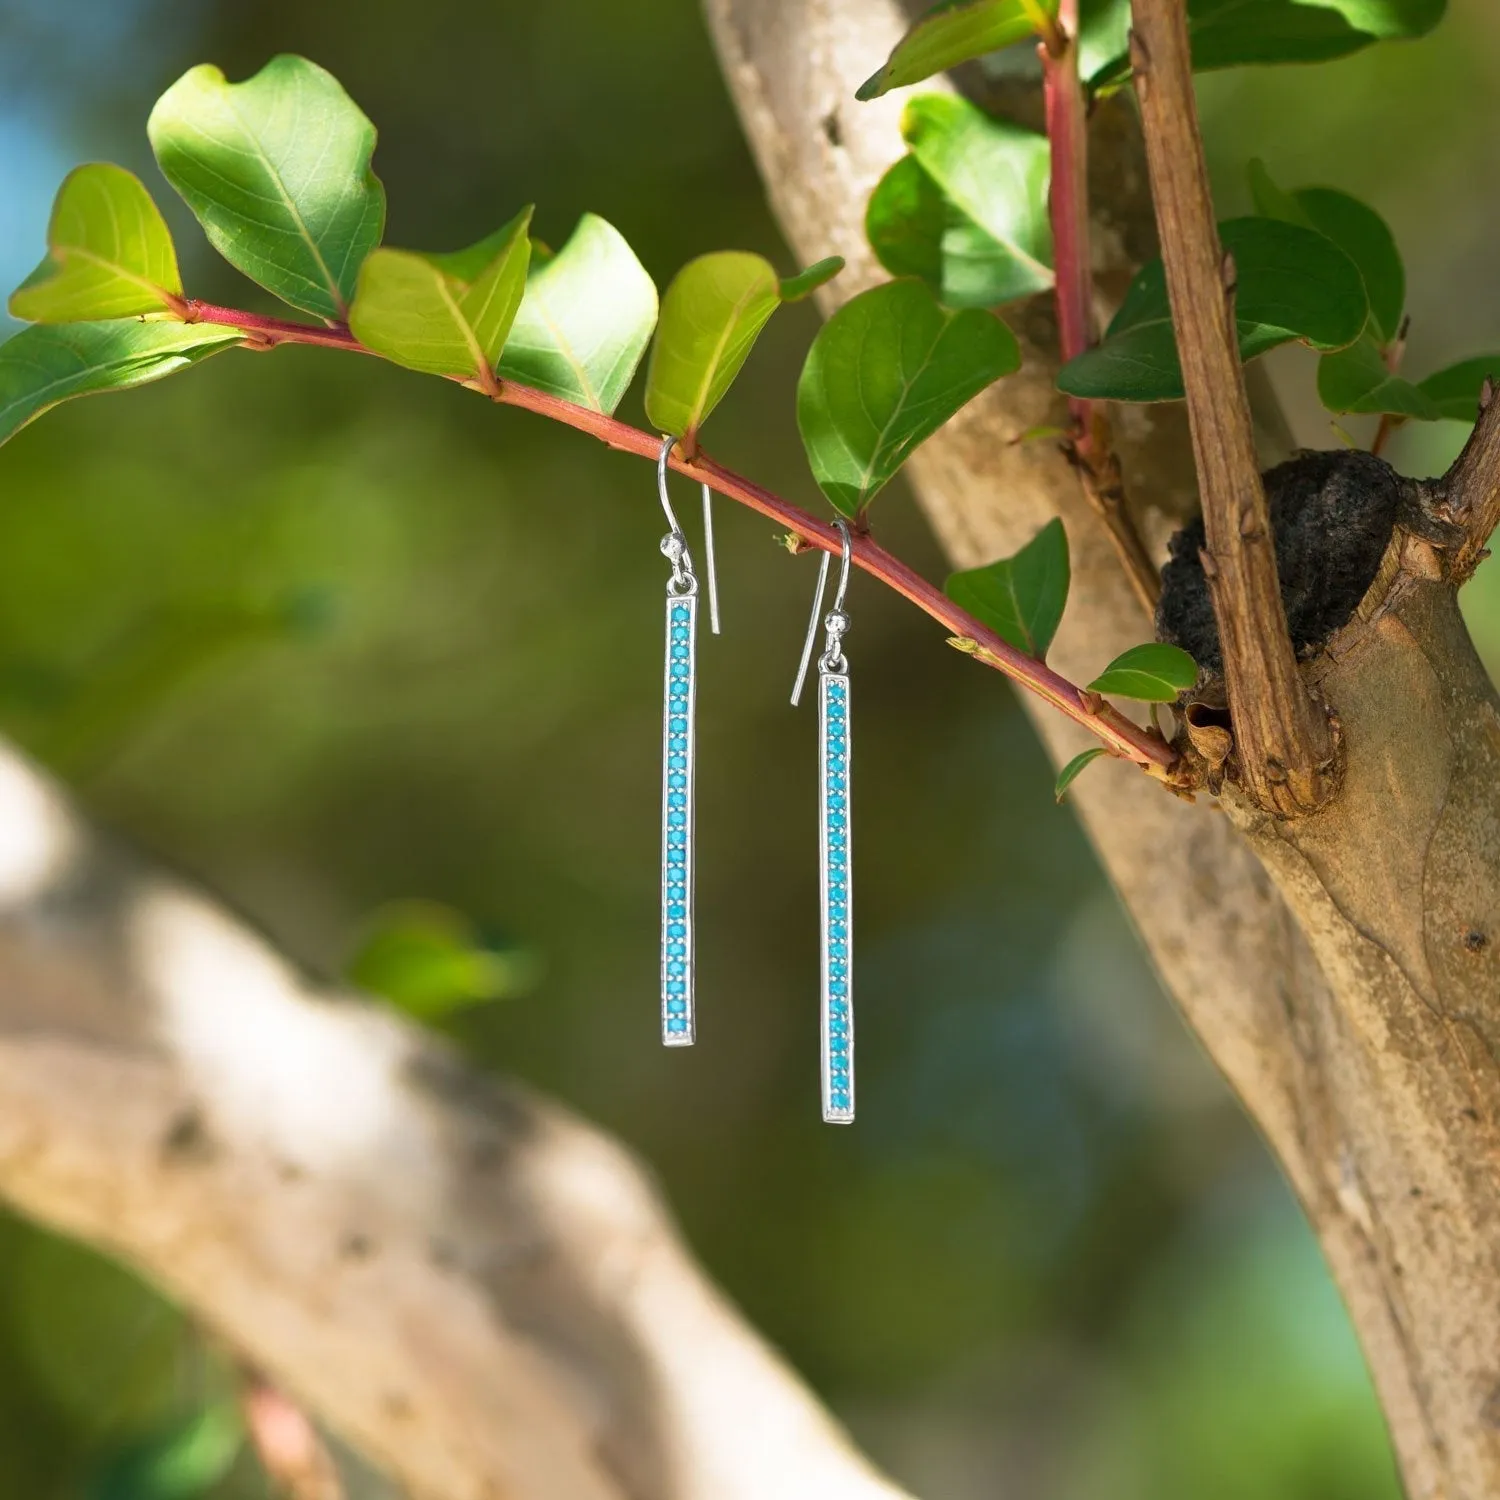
[1,1,1497,1496]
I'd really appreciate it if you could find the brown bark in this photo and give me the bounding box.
[703,2,1500,1495]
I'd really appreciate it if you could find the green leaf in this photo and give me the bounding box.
[1058,217,1367,402]
[88,1404,242,1500]
[797,279,1020,516]
[347,900,540,1020]
[1087,642,1198,701]
[1294,187,1405,346]
[780,256,846,303]
[148,55,385,320]
[1246,158,1314,229]
[1055,747,1106,803]
[348,207,533,380]
[866,155,1027,310]
[900,95,1052,304]
[1089,0,1446,88]
[0,320,242,450]
[1317,333,1438,418]
[1417,356,1500,423]
[856,0,1060,100]
[497,214,658,414]
[944,517,1070,658]
[644,252,782,437]
[10,164,182,322]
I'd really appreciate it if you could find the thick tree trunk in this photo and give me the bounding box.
[703,3,1500,1496]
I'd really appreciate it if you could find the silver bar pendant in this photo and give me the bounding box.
[820,669,853,1120]
[661,588,697,1045]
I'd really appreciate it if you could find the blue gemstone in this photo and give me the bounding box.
[672,667,690,683]
[829,1020,848,1036]
[668,941,685,957]
[667,980,685,995]
[668,1018,688,1033]
[829,965,847,982]
[669,792,686,809]
[667,906,686,922]
[672,624,690,641]
[669,812,686,828]
[672,643,690,658]
[830,1041,848,1058]
[828,855,846,872]
[669,757,687,773]
[827,757,846,773]
[667,961,685,977]
[670,717,686,734]
[669,773,686,790]
[827,682,845,699]
[671,606,690,623]
[830,921,848,938]
[830,978,848,995]
[828,796,847,813]
[668,999,686,1014]
[668,923,686,939]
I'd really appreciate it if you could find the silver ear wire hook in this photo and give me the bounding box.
[657,435,721,632]
[791,520,852,706]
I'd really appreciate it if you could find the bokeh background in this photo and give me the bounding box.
[1,1,1497,1496]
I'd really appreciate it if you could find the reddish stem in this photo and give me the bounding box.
[1042,0,1094,445]
[182,299,1175,771]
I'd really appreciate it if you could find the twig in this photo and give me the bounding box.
[241,1377,346,1500]
[1041,2,1161,616]
[182,299,1175,771]
[1435,377,1500,582]
[1127,0,1337,815]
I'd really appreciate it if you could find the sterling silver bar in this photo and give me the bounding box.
[819,669,853,1120]
[661,587,698,1045]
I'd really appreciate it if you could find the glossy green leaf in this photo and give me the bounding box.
[1055,747,1106,803]
[1246,158,1313,229]
[944,517,1070,658]
[0,320,242,450]
[780,256,846,303]
[348,207,532,380]
[10,164,182,322]
[645,253,781,437]
[497,214,658,414]
[797,279,1020,516]
[1058,217,1367,402]
[901,95,1052,304]
[88,1404,242,1500]
[856,0,1060,100]
[1296,188,1404,346]
[1087,642,1198,701]
[347,900,540,1020]
[148,55,385,320]
[1090,0,1446,89]
[1417,355,1500,423]
[866,155,1025,309]
[1317,333,1438,418]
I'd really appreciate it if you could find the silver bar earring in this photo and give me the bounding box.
[657,437,720,1047]
[792,521,854,1123]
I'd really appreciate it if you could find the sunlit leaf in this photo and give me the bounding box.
[148,55,385,320]
[0,320,242,450]
[1088,642,1198,701]
[1292,186,1404,347]
[1417,355,1500,423]
[88,1404,242,1500]
[857,0,1060,100]
[1057,218,1367,402]
[866,155,1026,309]
[644,252,782,437]
[497,214,658,414]
[1055,747,1106,803]
[797,279,1020,516]
[1317,334,1438,418]
[1089,0,1446,89]
[347,900,541,1020]
[944,517,1070,658]
[780,256,846,303]
[349,207,533,380]
[10,164,182,322]
[900,95,1052,304]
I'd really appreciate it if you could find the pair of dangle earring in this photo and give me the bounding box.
[792,520,855,1124]
[657,436,719,1047]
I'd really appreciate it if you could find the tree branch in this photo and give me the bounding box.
[0,741,915,1500]
[182,299,1174,772]
[1127,0,1338,816]
[1436,377,1500,581]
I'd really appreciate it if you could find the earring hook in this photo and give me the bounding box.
[790,520,852,706]
[657,435,721,633]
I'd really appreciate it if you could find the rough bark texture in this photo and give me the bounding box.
[0,741,915,1500]
[704,2,1500,1496]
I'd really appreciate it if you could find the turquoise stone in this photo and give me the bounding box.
[669,773,686,790]
[667,980,685,995]
[672,606,690,623]
[669,792,686,809]
[670,717,687,734]
[668,922,686,938]
[668,999,686,1014]
[668,941,685,957]
[668,1018,688,1034]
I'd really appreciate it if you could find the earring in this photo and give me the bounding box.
[657,436,719,1047]
[792,520,854,1123]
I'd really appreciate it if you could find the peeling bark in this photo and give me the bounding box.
[704,1,1500,1494]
